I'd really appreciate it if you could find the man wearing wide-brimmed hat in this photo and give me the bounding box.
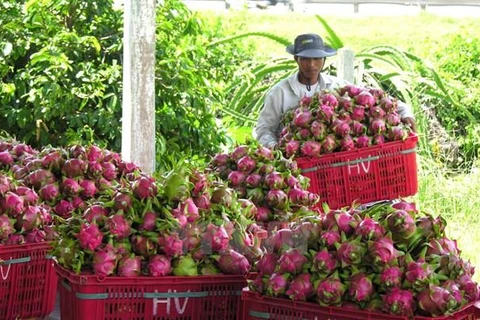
[254,33,416,149]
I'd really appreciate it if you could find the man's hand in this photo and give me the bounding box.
[402,117,417,132]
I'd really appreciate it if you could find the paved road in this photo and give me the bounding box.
[182,1,480,16]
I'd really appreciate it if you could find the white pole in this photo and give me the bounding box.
[337,48,355,84]
[122,0,156,174]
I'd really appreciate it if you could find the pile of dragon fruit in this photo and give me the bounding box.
[278,84,414,158]
[0,138,262,277]
[248,201,480,318]
[207,141,320,225]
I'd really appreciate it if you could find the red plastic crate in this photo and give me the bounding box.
[55,263,248,320]
[0,242,58,320]
[296,134,419,210]
[241,289,480,320]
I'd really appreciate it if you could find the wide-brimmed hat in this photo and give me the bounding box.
[286,33,337,58]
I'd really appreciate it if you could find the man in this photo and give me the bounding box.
[254,33,416,149]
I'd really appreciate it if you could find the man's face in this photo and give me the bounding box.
[296,56,326,80]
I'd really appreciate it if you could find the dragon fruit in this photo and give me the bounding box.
[336,236,367,268]
[300,141,322,157]
[1,191,25,217]
[148,255,172,276]
[347,272,375,303]
[214,249,251,275]
[316,272,346,306]
[0,215,15,241]
[312,248,338,276]
[256,252,278,275]
[377,266,404,290]
[93,244,118,277]
[417,284,463,317]
[117,255,142,277]
[382,287,415,317]
[266,272,291,296]
[105,214,132,240]
[355,91,376,107]
[277,248,308,275]
[293,108,312,128]
[368,236,401,267]
[76,223,103,251]
[132,176,158,200]
[286,273,314,301]
[316,104,335,123]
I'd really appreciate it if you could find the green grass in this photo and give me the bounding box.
[201,9,480,62]
[200,8,480,281]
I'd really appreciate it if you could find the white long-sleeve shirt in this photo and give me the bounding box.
[253,71,415,148]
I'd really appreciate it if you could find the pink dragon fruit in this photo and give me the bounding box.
[117,255,142,277]
[386,209,417,241]
[316,272,346,306]
[16,205,43,232]
[351,120,366,136]
[277,248,308,275]
[350,105,365,123]
[338,95,353,112]
[312,249,338,276]
[15,186,39,205]
[286,273,314,301]
[237,155,257,174]
[265,189,288,210]
[148,254,172,276]
[378,266,404,290]
[355,91,376,107]
[61,177,83,196]
[336,236,367,268]
[417,284,463,317]
[347,272,374,303]
[382,287,415,317]
[263,171,285,190]
[105,214,132,239]
[355,134,372,148]
[284,140,301,158]
[158,232,184,257]
[293,108,312,128]
[332,119,351,138]
[1,191,25,217]
[266,272,291,296]
[310,120,326,140]
[62,158,87,178]
[369,118,387,135]
[369,105,386,119]
[321,92,339,107]
[300,141,322,158]
[131,235,157,258]
[339,84,362,98]
[379,96,396,113]
[367,236,401,266]
[372,134,386,145]
[388,125,409,141]
[76,223,104,251]
[93,244,118,276]
[79,179,97,198]
[215,249,251,275]
[339,135,355,151]
[0,150,14,166]
[227,170,246,187]
[25,228,46,243]
[254,145,274,161]
[321,134,337,153]
[316,104,335,123]
[404,260,435,291]
[256,252,278,275]
[0,215,15,241]
[132,176,158,200]
[386,112,401,126]
[319,229,341,249]
[355,216,385,240]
